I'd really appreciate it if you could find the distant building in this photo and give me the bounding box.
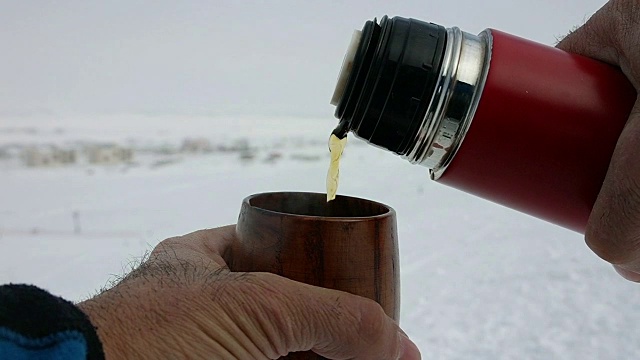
[180,138,213,153]
[239,150,256,162]
[217,138,250,153]
[264,152,283,163]
[85,144,133,165]
[22,146,76,167]
[3,144,24,159]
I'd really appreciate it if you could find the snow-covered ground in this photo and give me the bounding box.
[1,116,640,359]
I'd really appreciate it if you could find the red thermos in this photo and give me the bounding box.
[330,16,636,233]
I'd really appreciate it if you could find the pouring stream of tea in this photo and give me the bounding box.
[326,133,347,202]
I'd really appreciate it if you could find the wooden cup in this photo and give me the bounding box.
[231,192,399,359]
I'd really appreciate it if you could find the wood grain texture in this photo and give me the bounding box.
[231,192,399,360]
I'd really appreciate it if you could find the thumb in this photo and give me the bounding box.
[240,273,421,360]
[556,0,639,88]
[557,0,640,279]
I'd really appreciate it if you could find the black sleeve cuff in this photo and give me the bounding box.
[0,284,104,360]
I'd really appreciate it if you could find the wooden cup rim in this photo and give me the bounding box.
[242,191,396,221]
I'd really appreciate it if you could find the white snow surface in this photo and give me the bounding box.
[1,116,640,359]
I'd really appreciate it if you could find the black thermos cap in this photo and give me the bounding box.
[332,16,447,156]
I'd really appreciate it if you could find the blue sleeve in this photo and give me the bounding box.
[0,284,104,360]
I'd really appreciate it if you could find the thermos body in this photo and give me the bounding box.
[331,17,636,233]
[438,29,636,232]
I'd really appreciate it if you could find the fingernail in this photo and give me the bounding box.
[613,265,640,282]
[398,332,421,360]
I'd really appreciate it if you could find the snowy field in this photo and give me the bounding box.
[1,115,640,359]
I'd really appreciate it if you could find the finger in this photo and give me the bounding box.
[557,1,640,273]
[586,105,640,271]
[151,225,237,269]
[614,264,640,282]
[231,273,421,360]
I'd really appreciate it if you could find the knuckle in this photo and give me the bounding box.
[235,273,303,356]
[587,177,640,264]
[620,177,640,223]
[607,0,640,44]
[152,227,229,256]
[354,298,387,340]
[308,292,399,359]
[151,236,182,257]
[584,224,623,264]
[351,297,399,357]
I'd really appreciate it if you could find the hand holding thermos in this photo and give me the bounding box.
[556,0,640,282]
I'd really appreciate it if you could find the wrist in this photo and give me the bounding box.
[77,279,214,359]
[77,282,165,359]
